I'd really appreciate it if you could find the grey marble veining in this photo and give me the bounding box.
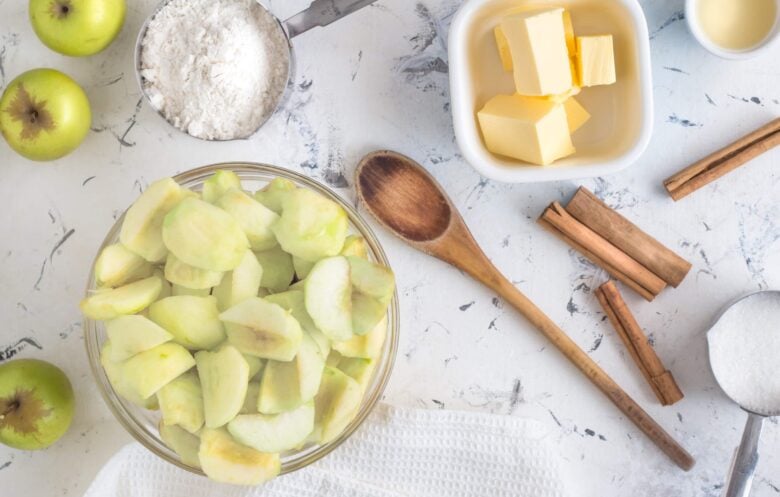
[0,0,778,495]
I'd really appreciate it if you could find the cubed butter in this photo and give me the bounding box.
[493,26,513,72]
[545,85,581,104]
[562,10,576,55]
[500,8,573,96]
[563,97,590,133]
[576,35,616,87]
[477,94,575,165]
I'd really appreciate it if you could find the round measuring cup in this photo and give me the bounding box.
[134,0,378,140]
[707,290,780,497]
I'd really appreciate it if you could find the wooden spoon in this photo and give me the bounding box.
[355,150,695,471]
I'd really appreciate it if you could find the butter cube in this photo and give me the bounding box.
[563,97,590,133]
[477,94,575,165]
[546,85,581,104]
[576,35,616,87]
[500,8,573,96]
[493,26,513,72]
[562,10,576,55]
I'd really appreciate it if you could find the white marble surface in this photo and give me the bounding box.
[0,0,778,495]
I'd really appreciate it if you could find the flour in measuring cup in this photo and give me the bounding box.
[708,291,780,415]
[139,0,289,140]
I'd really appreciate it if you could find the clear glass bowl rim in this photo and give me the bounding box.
[83,161,399,478]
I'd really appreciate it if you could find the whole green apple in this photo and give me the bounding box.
[0,68,91,161]
[0,359,75,450]
[29,0,126,56]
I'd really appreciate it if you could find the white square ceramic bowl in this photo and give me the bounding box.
[449,0,653,183]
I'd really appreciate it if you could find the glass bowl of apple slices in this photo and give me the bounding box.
[82,162,399,485]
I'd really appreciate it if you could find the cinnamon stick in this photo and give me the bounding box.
[566,187,691,287]
[664,117,780,201]
[595,281,683,406]
[539,202,666,301]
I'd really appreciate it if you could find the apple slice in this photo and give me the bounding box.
[159,422,201,468]
[121,342,196,399]
[171,284,210,297]
[240,381,261,414]
[157,371,205,434]
[340,235,369,259]
[162,197,249,271]
[326,350,342,367]
[80,274,163,320]
[347,256,395,303]
[337,357,376,392]
[220,297,302,361]
[100,342,159,409]
[105,314,173,362]
[243,355,264,380]
[293,256,315,280]
[228,401,314,453]
[311,366,362,444]
[332,316,387,359]
[94,243,153,288]
[264,290,330,358]
[201,170,241,204]
[199,428,280,485]
[304,256,352,341]
[155,268,172,300]
[196,345,249,428]
[253,245,294,293]
[216,188,279,251]
[213,251,262,311]
[149,296,225,350]
[257,333,324,414]
[351,293,387,336]
[120,178,192,263]
[253,177,296,214]
[165,253,224,290]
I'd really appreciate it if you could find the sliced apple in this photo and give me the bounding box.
[94,243,153,287]
[337,357,376,392]
[220,297,302,361]
[162,197,249,271]
[253,177,296,214]
[332,316,387,359]
[311,366,362,444]
[157,371,204,433]
[100,342,159,409]
[271,188,348,262]
[304,256,352,341]
[264,290,330,359]
[80,274,163,320]
[199,428,280,485]
[155,268,172,300]
[257,333,324,414]
[253,245,294,293]
[340,235,368,259]
[351,293,387,336]
[165,253,224,290]
[120,178,192,262]
[121,342,196,399]
[240,381,261,414]
[293,256,314,280]
[213,251,262,311]
[159,422,201,468]
[243,355,264,380]
[149,296,225,350]
[105,314,173,362]
[195,345,249,428]
[216,188,279,251]
[172,284,211,297]
[325,350,342,368]
[228,401,314,453]
[201,170,241,204]
[347,256,395,303]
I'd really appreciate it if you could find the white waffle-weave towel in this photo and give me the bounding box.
[84,403,569,497]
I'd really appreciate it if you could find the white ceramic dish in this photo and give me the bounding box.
[449,0,653,183]
[685,0,780,60]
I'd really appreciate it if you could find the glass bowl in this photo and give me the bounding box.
[83,162,399,478]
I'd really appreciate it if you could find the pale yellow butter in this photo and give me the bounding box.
[500,8,573,96]
[576,35,616,87]
[477,94,575,165]
[493,26,513,72]
[545,85,581,104]
[563,97,590,133]
[562,10,576,55]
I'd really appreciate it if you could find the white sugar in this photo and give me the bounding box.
[708,291,780,415]
[139,0,289,140]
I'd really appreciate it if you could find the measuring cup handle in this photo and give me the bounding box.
[724,412,764,497]
[283,0,378,38]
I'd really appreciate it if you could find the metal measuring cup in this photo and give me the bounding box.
[133,0,378,140]
[707,290,780,497]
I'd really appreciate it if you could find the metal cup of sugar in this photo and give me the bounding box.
[133,0,378,141]
[707,290,780,497]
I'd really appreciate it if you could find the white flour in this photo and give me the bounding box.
[140,0,289,140]
[708,291,780,415]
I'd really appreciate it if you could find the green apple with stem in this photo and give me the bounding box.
[0,359,75,450]
[29,0,126,56]
[0,68,91,161]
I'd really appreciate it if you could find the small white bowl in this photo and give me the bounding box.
[685,0,780,60]
[449,0,653,183]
